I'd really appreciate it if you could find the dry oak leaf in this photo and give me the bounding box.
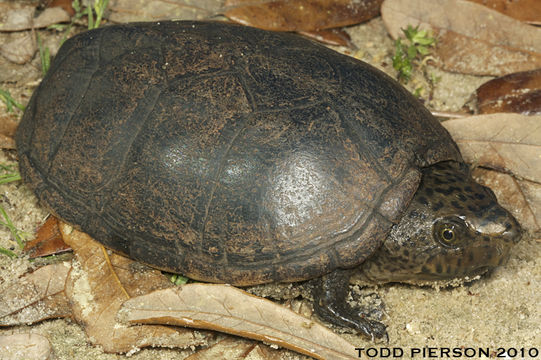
[0,6,70,31]
[467,0,541,25]
[442,114,541,233]
[0,32,36,64]
[119,283,358,360]
[224,0,383,46]
[0,5,34,31]
[381,0,541,76]
[0,113,19,149]
[0,262,72,326]
[185,338,285,360]
[24,216,71,258]
[106,0,218,23]
[49,0,76,16]
[224,0,382,32]
[475,69,541,115]
[0,113,19,138]
[59,222,210,354]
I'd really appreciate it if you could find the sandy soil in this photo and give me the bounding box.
[0,16,539,360]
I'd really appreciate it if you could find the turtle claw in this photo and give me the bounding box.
[312,268,389,340]
[314,295,388,340]
[363,319,388,342]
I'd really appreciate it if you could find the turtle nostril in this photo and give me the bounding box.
[502,215,522,244]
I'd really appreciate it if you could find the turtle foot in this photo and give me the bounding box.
[314,291,388,340]
[312,268,388,340]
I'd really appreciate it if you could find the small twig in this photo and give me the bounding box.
[100,244,131,300]
[431,110,470,119]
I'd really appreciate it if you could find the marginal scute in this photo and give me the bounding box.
[377,168,422,223]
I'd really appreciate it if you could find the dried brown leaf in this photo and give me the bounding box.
[0,263,72,326]
[476,69,541,115]
[24,216,71,258]
[119,284,358,360]
[0,5,34,32]
[0,333,53,360]
[0,33,36,64]
[224,0,382,32]
[49,0,76,16]
[381,0,541,76]
[0,113,18,137]
[442,114,540,182]
[0,6,70,31]
[443,114,541,233]
[60,223,210,354]
[107,0,218,23]
[32,7,71,29]
[467,0,541,25]
[185,338,284,360]
[0,113,18,149]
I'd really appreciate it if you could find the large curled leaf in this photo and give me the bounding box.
[119,284,359,360]
[381,0,541,75]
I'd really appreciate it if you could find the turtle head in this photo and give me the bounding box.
[360,161,522,285]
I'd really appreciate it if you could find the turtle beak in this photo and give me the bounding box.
[463,212,522,276]
[465,204,522,247]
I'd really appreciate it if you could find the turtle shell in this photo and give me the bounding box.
[16,21,462,285]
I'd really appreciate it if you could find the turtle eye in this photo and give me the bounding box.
[440,227,455,242]
[433,218,464,247]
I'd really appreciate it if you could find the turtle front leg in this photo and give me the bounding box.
[312,268,387,340]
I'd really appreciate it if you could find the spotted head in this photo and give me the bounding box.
[361,161,522,285]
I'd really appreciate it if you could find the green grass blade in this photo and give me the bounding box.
[0,88,25,112]
[0,205,25,249]
[0,246,17,258]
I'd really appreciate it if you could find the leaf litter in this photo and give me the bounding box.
[381,0,541,75]
[60,223,211,354]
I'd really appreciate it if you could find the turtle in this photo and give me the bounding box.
[16,21,521,338]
